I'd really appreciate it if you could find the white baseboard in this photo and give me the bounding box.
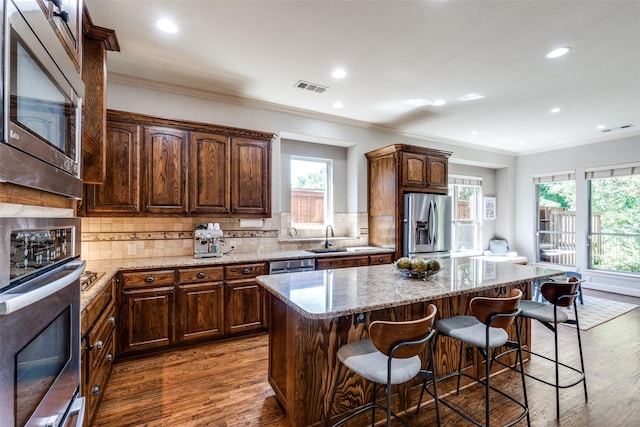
[581,281,640,298]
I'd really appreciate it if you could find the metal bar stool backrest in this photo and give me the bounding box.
[469,288,522,330]
[540,279,581,308]
[368,303,437,358]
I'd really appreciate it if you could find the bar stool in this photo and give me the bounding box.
[325,304,440,427]
[419,289,529,427]
[532,272,583,304]
[497,279,587,419]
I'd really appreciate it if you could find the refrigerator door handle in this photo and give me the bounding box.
[432,200,438,245]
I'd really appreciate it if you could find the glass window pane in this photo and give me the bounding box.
[291,158,329,226]
[588,175,640,273]
[449,183,482,252]
[535,180,576,266]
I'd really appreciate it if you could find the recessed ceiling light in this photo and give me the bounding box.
[405,99,430,107]
[550,107,561,113]
[459,93,485,101]
[332,69,346,79]
[332,101,344,109]
[471,130,478,135]
[432,99,446,106]
[156,19,178,33]
[546,47,570,58]
[596,124,606,130]
[520,141,527,145]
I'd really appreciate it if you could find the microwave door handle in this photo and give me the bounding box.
[0,260,85,315]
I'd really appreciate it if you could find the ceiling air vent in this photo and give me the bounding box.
[601,124,634,133]
[295,80,328,94]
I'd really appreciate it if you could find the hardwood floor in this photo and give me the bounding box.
[92,290,640,426]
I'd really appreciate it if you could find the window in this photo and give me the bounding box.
[290,156,332,227]
[449,176,482,252]
[534,172,576,266]
[587,164,640,273]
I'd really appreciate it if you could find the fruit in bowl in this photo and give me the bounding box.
[394,257,444,279]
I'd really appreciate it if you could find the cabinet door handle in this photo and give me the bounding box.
[145,276,155,282]
[242,268,250,274]
[95,340,104,349]
[378,257,384,262]
[109,316,116,324]
[197,272,206,279]
[106,353,113,362]
[92,385,100,396]
[53,10,69,22]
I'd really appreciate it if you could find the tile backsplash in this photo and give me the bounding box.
[81,212,369,261]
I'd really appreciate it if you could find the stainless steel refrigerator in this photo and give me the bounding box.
[403,193,452,258]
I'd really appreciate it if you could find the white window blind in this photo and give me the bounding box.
[533,170,576,184]
[585,162,640,179]
[449,175,482,186]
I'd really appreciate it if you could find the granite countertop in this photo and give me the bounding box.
[81,247,394,309]
[255,257,565,320]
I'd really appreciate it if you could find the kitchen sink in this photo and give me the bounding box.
[305,248,348,254]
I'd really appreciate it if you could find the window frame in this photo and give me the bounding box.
[289,155,333,228]
[448,178,483,253]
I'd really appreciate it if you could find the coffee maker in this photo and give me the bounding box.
[194,223,223,258]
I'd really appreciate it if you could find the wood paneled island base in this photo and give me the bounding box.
[257,258,562,427]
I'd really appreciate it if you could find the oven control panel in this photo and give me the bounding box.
[10,227,73,281]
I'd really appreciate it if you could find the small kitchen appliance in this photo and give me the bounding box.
[194,223,224,258]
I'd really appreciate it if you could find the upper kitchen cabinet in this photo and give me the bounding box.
[83,110,274,217]
[81,6,120,184]
[230,138,271,216]
[366,144,452,259]
[189,132,230,214]
[143,126,189,214]
[85,120,141,215]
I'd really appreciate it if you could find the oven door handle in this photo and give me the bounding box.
[0,260,85,315]
[59,395,86,427]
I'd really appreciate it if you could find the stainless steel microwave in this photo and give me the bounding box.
[1,0,85,199]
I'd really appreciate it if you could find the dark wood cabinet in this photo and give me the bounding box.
[315,253,393,270]
[225,263,268,334]
[85,121,141,214]
[175,267,225,342]
[81,7,119,184]
[189,132,230,214]
[81,277,116,426]
[230,138,271,215]
[366,144,452,259]
[143,126,189,214]
[118,270,176,355]
[83,111,273,217]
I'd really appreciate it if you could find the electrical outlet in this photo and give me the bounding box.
[229,240,236,250]
[354,312,366,325]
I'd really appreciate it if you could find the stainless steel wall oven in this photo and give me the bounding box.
[1,0,84,199]
[0,217,85,427]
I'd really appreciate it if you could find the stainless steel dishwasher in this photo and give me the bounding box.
[268,258,315,274]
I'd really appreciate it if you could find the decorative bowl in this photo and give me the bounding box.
[394,265,445,280]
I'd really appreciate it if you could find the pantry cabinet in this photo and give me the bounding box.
[366,144,452,259]
[83,111,273,218]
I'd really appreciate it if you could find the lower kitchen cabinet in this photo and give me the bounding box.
[176,266,225,342]
[81,277,116,427]
[118,269,175,355]
[225,262,268,334]
[117,263,267,358]
[315,253,393,270]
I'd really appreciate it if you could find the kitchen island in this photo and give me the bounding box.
[256,257,563,427]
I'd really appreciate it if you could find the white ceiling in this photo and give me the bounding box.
[85,0,640,155]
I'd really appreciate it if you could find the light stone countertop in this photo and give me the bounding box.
[81,247,394,309]
[255,258,565,320]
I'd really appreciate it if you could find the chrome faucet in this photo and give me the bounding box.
[325,225,334,248]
